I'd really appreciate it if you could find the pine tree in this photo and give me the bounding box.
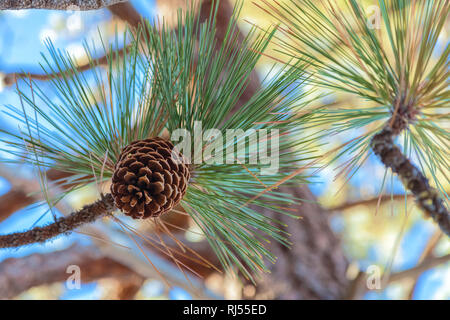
[0,2,321,281]
[0,0,448,298]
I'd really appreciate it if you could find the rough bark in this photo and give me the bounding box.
[371,126,450,237]
[2,47,129,88]
[0,0,127,10]
[247,186,349,299]
[108,1,142,28]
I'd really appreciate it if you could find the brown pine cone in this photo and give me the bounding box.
[111,137,190,219]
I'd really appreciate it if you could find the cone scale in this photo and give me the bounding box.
[111,137,190,219]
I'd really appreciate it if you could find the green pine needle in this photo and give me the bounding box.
[0,2,321,280]
[262,0,449,200]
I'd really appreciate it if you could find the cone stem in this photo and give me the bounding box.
[0,194,116,249]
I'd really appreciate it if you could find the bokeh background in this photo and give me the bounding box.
[0,0,448,300]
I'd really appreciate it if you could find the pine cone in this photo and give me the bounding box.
[111,137,190,219]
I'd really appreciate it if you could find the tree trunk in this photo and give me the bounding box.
[247,186,349,299]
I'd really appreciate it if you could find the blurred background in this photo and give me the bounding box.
[0,0,448,300]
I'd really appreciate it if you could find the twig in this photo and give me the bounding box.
[0,194,115,248]
[387,254,450,283]
[0,3,145,223]
[0,0,128,10]
[371,126,450,237]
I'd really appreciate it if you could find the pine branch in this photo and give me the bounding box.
[388,253,450,283]
[371,125,450,237]
[2,47,128,87]
[0,2,144,225]
[1,2,143,88]
[0,0,128,10]
[346,252,450,300]
[0,194,115,248]
[0,0,330,281]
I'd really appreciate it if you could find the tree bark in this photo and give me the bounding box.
[372,126,450,237]
[0,0,351,300]
[0,194,115,248]
[247,186,349,299]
